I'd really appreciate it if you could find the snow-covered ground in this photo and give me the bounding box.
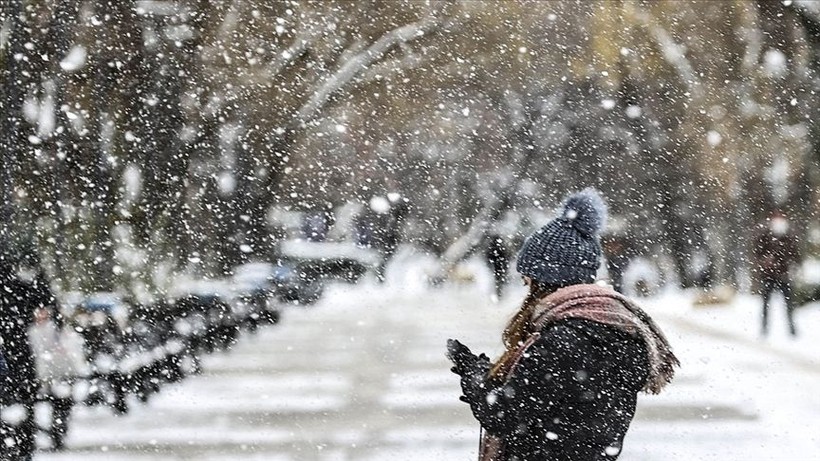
[627,289,820,460]
[37,256,820,460]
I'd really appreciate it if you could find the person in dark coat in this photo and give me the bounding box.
[601,231,631,294]
[0,259,39,460]
[357,195,407,283]
[447,189,679,461]
[753,210,800,337]
[485,234,509,301]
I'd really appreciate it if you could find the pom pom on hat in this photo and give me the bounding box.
[561,188,607,237]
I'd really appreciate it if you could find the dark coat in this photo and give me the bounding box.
[465,318,650,461]
[753,229,799,281]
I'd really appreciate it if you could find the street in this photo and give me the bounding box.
[40,281,820,461]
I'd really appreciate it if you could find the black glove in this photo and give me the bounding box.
[446,339,491,374]
[446,339,473,372]
[446,339,491,402]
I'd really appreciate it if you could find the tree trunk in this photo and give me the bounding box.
[0,0,26,255]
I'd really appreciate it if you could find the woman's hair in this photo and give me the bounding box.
[490,280,558,377]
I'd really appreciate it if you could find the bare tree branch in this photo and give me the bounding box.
[632,7,703,100]
[259,32,315,81]
[738,4,763,76]
[431,91,541,281]
[216,0,244,39]
[794,0,820,22]
[259,5,324,82]
[296,7,447,124]
[792,0,820,42]
[358,47,433,84]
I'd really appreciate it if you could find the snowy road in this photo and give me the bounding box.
[39,282,820,461]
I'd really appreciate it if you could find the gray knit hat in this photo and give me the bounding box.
[516,188,608,287]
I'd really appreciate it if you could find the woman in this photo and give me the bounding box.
[447,189,679,461]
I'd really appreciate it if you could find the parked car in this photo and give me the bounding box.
[234,261,323,306]
[279,240,380,283]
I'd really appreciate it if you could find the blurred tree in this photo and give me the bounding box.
[0,0,28,259]
[4,0,820,292]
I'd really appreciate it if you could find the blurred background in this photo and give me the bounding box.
[3,0,820,293]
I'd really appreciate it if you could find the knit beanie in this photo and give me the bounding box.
[516,188,608,287]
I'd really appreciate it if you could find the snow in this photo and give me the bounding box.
[368,196,390,214]
[706,130,723,147]
[38,82,56,137]
[59,46,87,72]
[625,105,642,119]
[35,262,820,460]
[763,49,788,78]
[217,172,236,194]
[135,1,184,16]
[278,240,381,266]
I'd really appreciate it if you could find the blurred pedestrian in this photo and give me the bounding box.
[30,301,84,451]
[690,247,716,291]
[446,189,679,461]
[601,228,631,294]
[484,233,509,301]
[356,194,406,283]
[753,210,800,337]
[0,259,38,461]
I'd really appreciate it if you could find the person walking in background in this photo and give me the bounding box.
[356,194,407,283]
[446,189,679,461]
[601,227,631,294]
[753,210,800,337]
[30,301,83,451]
[484,233,509,301]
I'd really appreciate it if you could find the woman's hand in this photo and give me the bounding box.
[447,339,492,402]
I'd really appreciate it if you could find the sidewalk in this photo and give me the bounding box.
[625,289,820,460]
[645,288,820,369]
